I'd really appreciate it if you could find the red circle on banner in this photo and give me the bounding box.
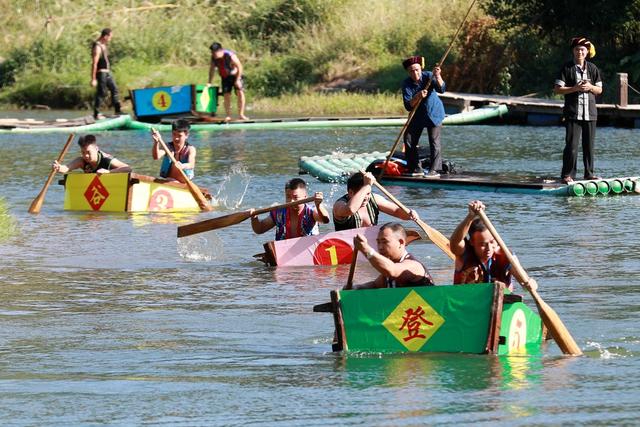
[313,238,354,265]
[148,189,174,211]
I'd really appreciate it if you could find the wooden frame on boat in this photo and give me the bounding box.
[314,283,542,355]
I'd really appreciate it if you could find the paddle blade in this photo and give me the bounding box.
[28,133,75,214]
[177,210,252,238]
[531,290,583,356]
[416,219,455,260]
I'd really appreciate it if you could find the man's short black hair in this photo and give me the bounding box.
[469,218,487,236]
[78,134,97,148]
[100,28,112,38]
[285,178,307,190]
[172,119,191,132]
[209,42,222,52]
[347,172,366,192]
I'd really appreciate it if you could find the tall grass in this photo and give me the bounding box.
[0,0,490,113]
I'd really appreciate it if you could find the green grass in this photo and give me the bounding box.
[0,0,502,114]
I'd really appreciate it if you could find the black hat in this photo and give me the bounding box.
[209,42,222,51]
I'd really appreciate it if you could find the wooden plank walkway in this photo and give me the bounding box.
[439,91,640,127]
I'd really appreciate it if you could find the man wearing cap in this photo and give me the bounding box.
[554,37,603,184]
[151,119,196,183]
[208,42,248,121]
[401,56,446,176]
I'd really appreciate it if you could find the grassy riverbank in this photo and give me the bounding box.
[1,0,638,113]
[0,0,485,113]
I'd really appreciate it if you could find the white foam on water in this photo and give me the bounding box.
[177,232,225,262]
[215,165,251,209]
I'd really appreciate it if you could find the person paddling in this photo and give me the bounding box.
[347,222,435,290]
[449,200,538,292]
[251,178,330,240]
[333,172,419,231]
[151,119,196,183]
[52,134,131,175]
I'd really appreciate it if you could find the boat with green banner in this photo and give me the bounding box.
[314,282,543,355]
[299,151,640,196]
[124,104,509,132]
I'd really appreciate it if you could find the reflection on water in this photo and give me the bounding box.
[0,125,639,424]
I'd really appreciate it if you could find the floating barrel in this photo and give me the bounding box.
[597,180,610,195]
[608,179,624,194]
[584,181,599,196]
[570,183,585,196]
[624,179,635,192]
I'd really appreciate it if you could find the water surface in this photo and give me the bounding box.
[0,122,639,425]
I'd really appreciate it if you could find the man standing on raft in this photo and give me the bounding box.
[401,56,446,176]
[554,37,603,184]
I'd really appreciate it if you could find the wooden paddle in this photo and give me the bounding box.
[477,210,583,356]
[177,196,316,238]
[151,128,212,212]
[344,240,359,290]
[367,178,455,260]
[28,133,75,214]
[381,0,478,176]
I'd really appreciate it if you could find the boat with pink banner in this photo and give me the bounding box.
[256,225,422,267]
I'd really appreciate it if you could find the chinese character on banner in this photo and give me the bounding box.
[84,175,110,210]
[399,306,434,342]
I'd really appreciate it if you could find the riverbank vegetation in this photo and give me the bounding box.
[1,0,639,114]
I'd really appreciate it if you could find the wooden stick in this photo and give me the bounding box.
[28,133,75,214]
[477,210,583,356]
[151,128,212,212]
[369,178,455,260]
[177,196,315,238]
[381,0,478,176]
[344,241,358,290]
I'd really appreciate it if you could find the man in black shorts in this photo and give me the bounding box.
[208,42,248,121]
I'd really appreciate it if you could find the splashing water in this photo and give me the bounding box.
[177,232,225,261]
[215,165,251,209]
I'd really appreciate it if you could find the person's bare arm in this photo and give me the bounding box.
[312,192,330,224]
[450,200,485,256]
[250,212,275,234]
[91,44,100,87]
[230,53,243,79]
[99,158,131,174]
[150,129,165,160]
[52,157,84,174]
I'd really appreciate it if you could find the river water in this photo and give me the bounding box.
[0,121,639,425]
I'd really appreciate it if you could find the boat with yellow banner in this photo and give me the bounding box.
[59,172,215,212]
[314,282,543,355]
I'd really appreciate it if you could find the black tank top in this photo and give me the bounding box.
[385,252,435,288]
[92,41,109,70]
[333,194,380,231]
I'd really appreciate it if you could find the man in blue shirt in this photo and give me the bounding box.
[401,56,446,176]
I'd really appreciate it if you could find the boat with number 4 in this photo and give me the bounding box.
[59,172,215,212]
[256,225,422,267]
[314,282,543,355]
